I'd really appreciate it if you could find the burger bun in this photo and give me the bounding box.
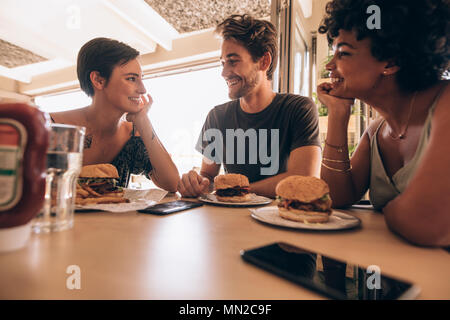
[214,173,249,190]
[278,207,330,223]
[216,193,252,203]
[80,163,119,179]
[275,175,329,203]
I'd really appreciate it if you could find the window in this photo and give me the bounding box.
[143,66,228,174]
[35,65,229,178]
[35,90,91,113]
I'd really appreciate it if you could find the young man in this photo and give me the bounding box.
[178,14,321,198]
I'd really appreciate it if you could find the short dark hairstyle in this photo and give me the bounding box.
[215,14,278,81]
[318,0,450,92]
[77,37,140,97]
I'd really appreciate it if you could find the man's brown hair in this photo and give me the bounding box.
[215,14,278,81]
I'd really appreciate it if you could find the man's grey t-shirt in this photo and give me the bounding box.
[195,93,320,183]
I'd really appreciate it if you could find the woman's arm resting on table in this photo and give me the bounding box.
[318,82,371,208]
[322,128,373,208]
[383,87,450,247]
[250,145,322,198]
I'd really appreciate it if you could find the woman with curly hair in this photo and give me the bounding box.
[317,0,449,246]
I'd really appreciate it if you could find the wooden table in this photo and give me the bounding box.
[0,196,449,300]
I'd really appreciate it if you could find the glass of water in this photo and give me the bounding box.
[32,124,85,233]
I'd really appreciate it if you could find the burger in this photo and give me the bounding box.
[76,164,129,205]
[275,175,332,223]
[214,173,251,203]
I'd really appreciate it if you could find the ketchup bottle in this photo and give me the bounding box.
[0,103,49,252]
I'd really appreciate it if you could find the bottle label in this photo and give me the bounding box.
[0,119,27,211]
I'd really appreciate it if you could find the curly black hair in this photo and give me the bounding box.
[318,0,450,92]
[216,14,278,81]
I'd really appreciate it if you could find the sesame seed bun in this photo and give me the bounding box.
[79,164,119,179]
[275,175,329,203]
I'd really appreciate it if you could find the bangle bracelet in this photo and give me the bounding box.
[325,140,346,153]
[323,157,350,163]
[321,162,352,173]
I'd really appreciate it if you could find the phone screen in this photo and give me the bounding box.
[241,242,420,300]
[137,200,203,215]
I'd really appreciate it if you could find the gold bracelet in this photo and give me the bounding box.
[321,162,352,173]
[323,157,350,163]
[325,140,346,153]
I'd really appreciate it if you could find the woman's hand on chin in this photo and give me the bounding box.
[317,82,355,119]
[126,93,153,123]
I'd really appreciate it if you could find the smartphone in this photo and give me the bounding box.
[137,200,203,215]
[241,242,420,300]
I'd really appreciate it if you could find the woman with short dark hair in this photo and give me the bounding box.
[317,0,450,246]
[50,38,179,191]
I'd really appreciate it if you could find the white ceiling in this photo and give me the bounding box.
[0,0,179,83]
[0,0,315,90]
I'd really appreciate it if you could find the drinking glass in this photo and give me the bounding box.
[32,124,85,233]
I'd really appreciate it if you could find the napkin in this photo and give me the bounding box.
[76,188,168,212]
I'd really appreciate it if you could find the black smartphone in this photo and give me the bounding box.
[241,242,420,300]
[137,200,203,215]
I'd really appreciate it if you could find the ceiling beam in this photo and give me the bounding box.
[0,66,31,83]
[19,29,221,96]
[102,0,179,51]
[140,29,221,70]
[0,75,19,93]
[0,89,31,103]
[0,0,180,84]
[0,1,74,60]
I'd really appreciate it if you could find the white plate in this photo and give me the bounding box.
[249,206,361,231]
[198,193,272,207]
